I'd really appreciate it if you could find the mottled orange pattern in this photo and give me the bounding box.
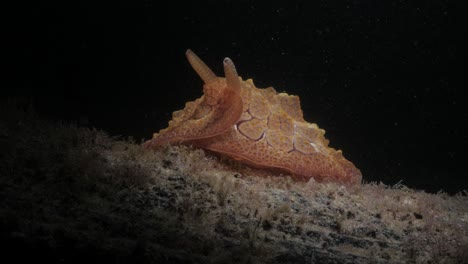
[144,50,362,184]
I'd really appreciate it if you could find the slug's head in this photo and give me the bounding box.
[144,50,243,148]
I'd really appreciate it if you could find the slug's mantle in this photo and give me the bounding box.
[144,50,362,184]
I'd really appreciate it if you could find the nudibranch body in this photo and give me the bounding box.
[144,50,362,184]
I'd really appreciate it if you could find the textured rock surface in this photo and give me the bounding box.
[1,104,467,263]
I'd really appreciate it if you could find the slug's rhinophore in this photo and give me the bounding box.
[144,49,362,184]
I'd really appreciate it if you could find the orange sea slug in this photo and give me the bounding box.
[144,50,362,184]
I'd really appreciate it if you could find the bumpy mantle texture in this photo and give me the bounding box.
[144,50,362,184]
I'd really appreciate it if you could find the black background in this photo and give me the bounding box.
[6,1,459,193]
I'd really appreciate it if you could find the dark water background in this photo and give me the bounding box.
[5,1,458,194]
